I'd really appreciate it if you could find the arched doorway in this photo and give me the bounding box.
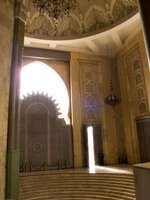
[19,61,73,171]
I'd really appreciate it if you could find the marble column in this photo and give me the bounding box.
[0,1,14,199]
[138,0,150,64]
[6,8,25,200]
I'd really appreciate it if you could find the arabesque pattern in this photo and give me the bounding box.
[25,0,138,40]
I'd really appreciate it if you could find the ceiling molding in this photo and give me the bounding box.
[24,0,138,40]
[24,13,141,57]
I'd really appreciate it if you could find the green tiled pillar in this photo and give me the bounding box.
[6,150,20,199]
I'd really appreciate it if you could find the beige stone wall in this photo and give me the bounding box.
[0,1,14,199]
[70,53,125,167]
[117,31,150,164]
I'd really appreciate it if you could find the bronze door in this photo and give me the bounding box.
[19,95,73,172]
[136,117,150,162]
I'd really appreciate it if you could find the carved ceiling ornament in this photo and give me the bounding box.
[84,6,110,33]
[24,0,138,40]
[112,0,137,21]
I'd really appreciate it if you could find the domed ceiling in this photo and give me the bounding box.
[25,0,138,40]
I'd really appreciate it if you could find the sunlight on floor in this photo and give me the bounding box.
[94,165,133,174]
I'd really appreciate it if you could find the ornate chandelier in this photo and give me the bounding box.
[105,81,121,107]
[32,0,77,24]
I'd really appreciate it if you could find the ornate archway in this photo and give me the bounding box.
[20,61,70,124]
[19,61,73,171]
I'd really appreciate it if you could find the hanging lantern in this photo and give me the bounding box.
[105,80,121,107]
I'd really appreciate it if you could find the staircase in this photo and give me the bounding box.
[19,171,136,200]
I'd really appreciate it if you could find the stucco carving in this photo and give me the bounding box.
[125,44,149,114]
[25,0,138,40]
[112,0,137,21]
[79,61,101,123]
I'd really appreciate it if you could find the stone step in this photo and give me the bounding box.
[19,192,135,200]
[20,173,134,178]
[19,172,136,200]
[20,183,135,191]
[20,182,135,192]
[20,175,134,182]
[20,175,134,180]
[20,179,135,187]
[20,188,135,198]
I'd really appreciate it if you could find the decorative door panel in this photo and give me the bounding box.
[27,104,48,170]
[19,95,73,171]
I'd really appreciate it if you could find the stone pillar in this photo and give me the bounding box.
[70,54,83,168]
[0,1,14,199]
[6,2,25,199]
[138,0,150,64]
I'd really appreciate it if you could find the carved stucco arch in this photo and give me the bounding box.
[84,5,107,26]
[110,0,118,13]
[56,13,82,37]
[84,5,110,33]
[69,13,82,31]
[27,11,55,29]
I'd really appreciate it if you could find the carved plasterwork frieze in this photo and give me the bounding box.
[125,44,149,115]
[79,61,101,122]
[26,15,56,38]
[84,6,110,34]
[112,0,137,21]
[24,0,138,40]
